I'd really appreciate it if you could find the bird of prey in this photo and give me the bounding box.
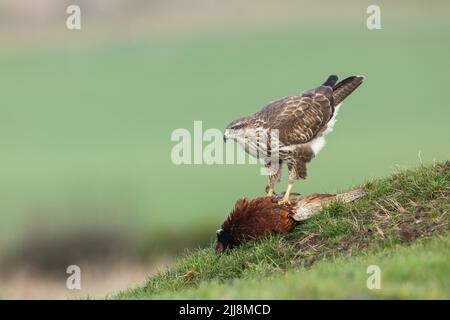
[223,74,364,205]
[215,189,365,254]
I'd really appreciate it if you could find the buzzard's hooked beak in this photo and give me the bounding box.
[223,129,229,143]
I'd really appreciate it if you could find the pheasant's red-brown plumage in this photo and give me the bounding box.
[221,196,295,245]
[216,189,365,253]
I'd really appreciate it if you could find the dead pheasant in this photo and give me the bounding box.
[216,189,365,254]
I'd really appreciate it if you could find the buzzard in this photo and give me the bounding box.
[223,75,364,204]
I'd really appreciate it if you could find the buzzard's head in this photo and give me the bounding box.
[215,228,238,254]
[224,116,252,142]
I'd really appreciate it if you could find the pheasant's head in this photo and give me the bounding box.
[215,228,238,254]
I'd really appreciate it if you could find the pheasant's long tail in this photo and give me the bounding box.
[335,189,366,203]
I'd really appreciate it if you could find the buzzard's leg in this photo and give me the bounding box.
[278,163,300,205]
[266,161,282,197]
[267,174,279,197]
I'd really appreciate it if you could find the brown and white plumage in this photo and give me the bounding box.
[224,75,364,204]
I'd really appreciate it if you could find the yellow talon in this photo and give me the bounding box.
[278,183,294,205]
[278,198,291,206]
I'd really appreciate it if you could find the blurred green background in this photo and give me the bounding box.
[0,0,449,297]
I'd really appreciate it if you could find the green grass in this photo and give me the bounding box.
[116,162,449,299]
[119,236,450,299]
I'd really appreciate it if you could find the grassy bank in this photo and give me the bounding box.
[116,161,449,299]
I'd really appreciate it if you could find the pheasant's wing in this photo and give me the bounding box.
[292,194,335,221]
[256,87,334,146]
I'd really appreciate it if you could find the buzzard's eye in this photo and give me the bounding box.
[228,121,244,130]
